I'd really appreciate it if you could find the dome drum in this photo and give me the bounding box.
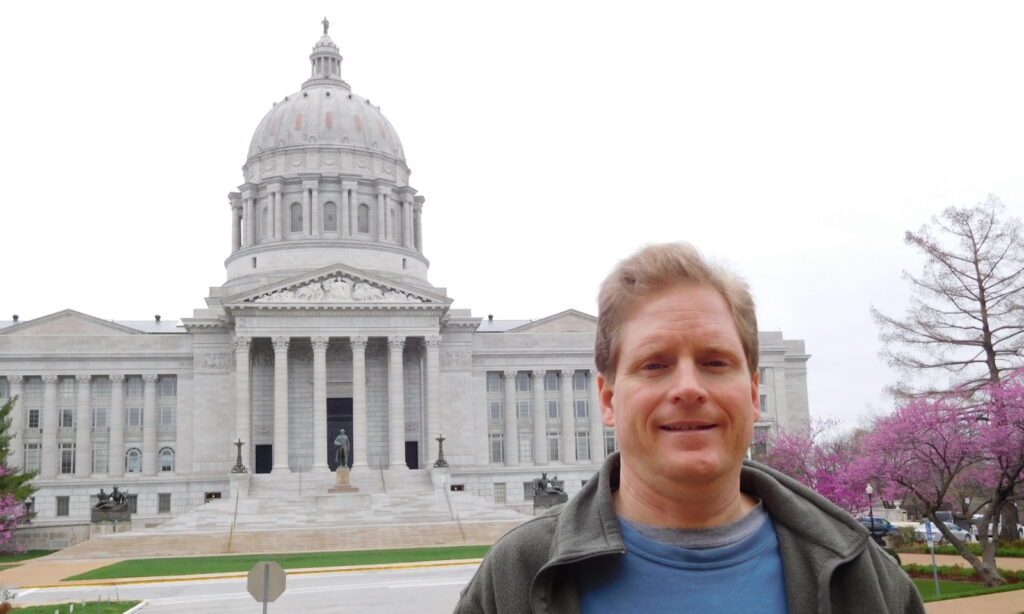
[225,242,429,289]
[244,148,409,186]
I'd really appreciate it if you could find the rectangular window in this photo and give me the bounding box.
[59,442,76,474]
[547,400,560,420]
[0,378,7,399]
[159,375,177,397]
[573,371,588,391]
[576,431,591,462]
[574,399,589,419]
[489,433,504,464]
[126,376,143,397]
[759,394,768,413]
[516,400,532,421]
[23,377,42,400]
[127,494,139,514]
[486,372,502,393]
[158,493,171,513]
[544,371,559,391]
[56,496,70,517]
[92,407,109,428]
[547,432,560,462]
[493,483,507,504]
[518,432,533,464]
[523,482,535,500]
[58,377,76,398]
[158,406,176,428]
[126,407,143,427]
[92,378,111,398]
[92,443,108,474]
[515,372,532,392]
[27,409,40,429]
[759,367,770,386]
[604,430,617,457]
[488,401,503,422]
[59,408,75,428]
[24,443,41,472]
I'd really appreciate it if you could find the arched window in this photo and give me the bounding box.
[159,447,175,472]
[357,204,370,234]
[290,202,303,232]
[323,202,337,232]
[125,448,142,473]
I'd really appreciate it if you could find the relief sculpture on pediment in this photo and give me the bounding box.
[199,352,234,372]
[440,350,472,370]
[251,275,426,304]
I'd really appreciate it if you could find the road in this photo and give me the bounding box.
[14,563,478,613]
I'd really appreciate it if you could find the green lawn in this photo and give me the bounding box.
[0,551,55,564]
[12,602,139,613]
[914,577,1024,602]
[64,545,490,581]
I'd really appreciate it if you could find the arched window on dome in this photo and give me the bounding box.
[357,204,370,234]
[125,448,142,474]
[290,202,303,233]
[159,447,175,472]
[323,202,337,232]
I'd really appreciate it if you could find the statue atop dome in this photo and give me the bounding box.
[321,16,330,35]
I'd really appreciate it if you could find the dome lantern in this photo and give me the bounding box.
[304,17,349,89]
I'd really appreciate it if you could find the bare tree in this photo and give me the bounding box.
[872,195,1024,398]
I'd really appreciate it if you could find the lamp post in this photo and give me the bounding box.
[866,483,880,545]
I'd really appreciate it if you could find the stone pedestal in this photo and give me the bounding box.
[230,471,251,498]
[328,468,359,494]
[429,466,450,492]
[533,492,568,509]
[90,508,131,523]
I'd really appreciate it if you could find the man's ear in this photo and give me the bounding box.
[598,373,615,427]
[750,369,761,422]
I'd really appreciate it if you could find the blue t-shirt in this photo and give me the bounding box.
[579,513,789,613]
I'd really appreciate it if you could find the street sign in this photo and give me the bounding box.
[248,561,286,611]
[925,521,934,545]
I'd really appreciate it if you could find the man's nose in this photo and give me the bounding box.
[670,362,708,406]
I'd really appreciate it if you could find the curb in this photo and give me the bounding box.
[124,601,148,614]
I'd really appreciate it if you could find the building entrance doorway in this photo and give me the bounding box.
[327,398,353,470]
[254,444,272,473]
[405,441,419,470]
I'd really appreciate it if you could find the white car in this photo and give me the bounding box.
[969,517,1024,541]
[915,521,970,544]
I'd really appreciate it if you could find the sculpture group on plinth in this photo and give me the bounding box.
[91,486,131,522]
[329,427,358,493]
[531,473,568,509]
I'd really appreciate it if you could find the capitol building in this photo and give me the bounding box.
[1,25,810,539]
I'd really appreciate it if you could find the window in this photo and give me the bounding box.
[24,443,40,472]
[544,371,559,391]
[92,407,109,428]
[59,442,75,474]
[523,482,535,500]
[290,202,302,232]
[126,376,143,397]
[158,493,171,513]
[486,372,502,393]
[323,202,337,231]
[604,430,617,457]
[126,407,143,427]
[547,432,560,462]
[759,394,768,413]
[547,400,560,420]
[59,408,75,428]
[125,448,142,473]
[92,443,108,474]
[159,376,177,397]
[28,409,40,429]
[488,401,503,421]
[573,371,589,391]
[752,425,772,460]
[518,432,533,464]
[576,431,591,462]
[516,400,532,421]
[0,378,7,399]
[58,377,76,398]
[92,377,111,398]
[56,496,69,517]
[488,433,504,464]
[160,447,175,472]
[24,377,42,401]
[158,406,176,428]
[515,372,531,392]
[127,494,138,514]
[574,399,589,419]
[493,483,506,504]
[357,203,370,233]
[759,367,770,385]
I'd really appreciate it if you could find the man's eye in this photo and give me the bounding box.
[641,362,665,371]
[704,359,729,368]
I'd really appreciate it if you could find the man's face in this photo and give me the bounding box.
[599,284,760,488]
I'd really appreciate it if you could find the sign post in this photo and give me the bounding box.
[925,521,940,596]
[247,561,286,613]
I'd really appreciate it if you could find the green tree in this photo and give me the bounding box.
[0,396,36,518]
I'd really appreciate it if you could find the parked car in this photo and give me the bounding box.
[857,517,899,537]
[969,515,1024,541]
[915,521,970,544]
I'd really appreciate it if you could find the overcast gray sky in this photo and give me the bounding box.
[2,1,1023,429]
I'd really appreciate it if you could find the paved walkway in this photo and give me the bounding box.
[902,553,1024,614]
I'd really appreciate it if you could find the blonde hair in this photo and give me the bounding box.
[595,243,759,382]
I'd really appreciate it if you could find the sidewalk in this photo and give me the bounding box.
[902,553,1024,614]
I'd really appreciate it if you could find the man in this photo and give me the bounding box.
[334,428,351,469]
[456,243,923,613]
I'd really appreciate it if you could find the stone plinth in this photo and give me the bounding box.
[533,492,568,509]
[328,468,359,494]
[231,471,251,498]
[90,508,131,523]
[429,466,450,492]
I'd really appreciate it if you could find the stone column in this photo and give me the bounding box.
[424,336,441,454]
[589,369,604,463]
[234,337,251,469]
[40,375,58,478]
[244,198,255,247]
[503,370,519,466]
[75,375,91,476]
[532,370,547,465]
[413,202,423,252]
[403,198,414,248]
[272,336,290,472]
[376,189,386,241]
[142,374,158,476]
[272,191,281,240]
[303,187,312,236]
[8,376,22,469]
[350,336,368,468]
[342,182,357,237]
[312,336,329,471]
[387,336,407,469]
[231,206,242,252]
[108,375,125,477]
[312,185,321,237]
[560,370,575,464]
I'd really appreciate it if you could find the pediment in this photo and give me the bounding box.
[228,264,451,308]
[0,309,141,337]
[508,309,597,333]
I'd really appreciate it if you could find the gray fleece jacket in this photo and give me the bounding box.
[455,453,924,614]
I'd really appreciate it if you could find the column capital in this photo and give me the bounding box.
[42,374,58,384]
[532,369,546,378]
[109,373,125,383]
[143,374,158,384]
[7,375,22,384]
[311,336,329,351]
[504,369,517,379]
[424,335,441,348]
[589,368,599,376]
[560,369,574,378]
[234,336,251,352]
[387,335,405,350]
[272,336,290,352]
[350,336,368,352]
[76,375,92,384]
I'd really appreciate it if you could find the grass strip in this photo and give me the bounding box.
[898,543,1024,557]
[914,578,1024,602]
[0,551,55,564]
[13,602,140,613]
[64,545,491,581]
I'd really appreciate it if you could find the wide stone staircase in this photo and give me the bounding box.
[47,469,530,560]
